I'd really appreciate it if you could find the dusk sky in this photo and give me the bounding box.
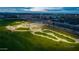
[0,7,79,14]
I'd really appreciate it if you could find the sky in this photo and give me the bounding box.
[0,7,79,14]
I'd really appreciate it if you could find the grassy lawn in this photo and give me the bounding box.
[0,19,79,51]
[16,28,29,30]
[0,30,76,51]
[35,32,58,40]
[43,29,76,42]
[53,32,75,42]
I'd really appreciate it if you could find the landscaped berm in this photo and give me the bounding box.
[0,19,79,51]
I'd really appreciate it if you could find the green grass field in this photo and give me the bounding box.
[0,19,79,51]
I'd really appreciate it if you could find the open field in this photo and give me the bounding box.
[0,19,79,51]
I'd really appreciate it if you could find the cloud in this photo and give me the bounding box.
[30,7,63,11]
[30,7,47,12]
[23,9,30,11]
[21,7,64,12]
